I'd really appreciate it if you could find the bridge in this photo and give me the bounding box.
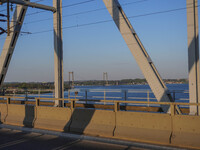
[0,0,200,149]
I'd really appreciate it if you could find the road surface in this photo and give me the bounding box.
[0,125,186,150]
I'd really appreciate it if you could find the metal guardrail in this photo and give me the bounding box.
[0,96,199,115]
[1,88,190,106]
[68,89,189,105]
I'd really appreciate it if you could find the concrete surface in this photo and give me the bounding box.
[0,124,187,150]
[0,128,144,150]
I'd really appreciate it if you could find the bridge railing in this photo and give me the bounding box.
[68,89,189,104]
[0,88,190,104]
[0,96,198,115]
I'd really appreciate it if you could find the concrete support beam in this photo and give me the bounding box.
[1,0,56,12]
[53,0,64,106]
[187,0,200,115]
[103,0,172,112]
[0,2,29,87]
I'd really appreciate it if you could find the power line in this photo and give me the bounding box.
[1,0,95,35]
[62,0,95,8]
[24,0,195,27]
[64,0,149,17]
[0,0,47,37]
[0,0,46,12]
[26,0,96,16]
[1,0,149,25]
[26,4,199,36]
[0,2,197,39]
[24,0,149,25]
[24,0,193,18]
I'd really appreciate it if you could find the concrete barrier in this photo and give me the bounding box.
[5,104,34,127]
[0,104,7,123]
[171,115,200,149]
[0,101,200,149]
[34,106,71,132]
[114,111,172,145]
[69,109,115,137]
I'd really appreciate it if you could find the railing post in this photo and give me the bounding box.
[124,90,127,101]
[62,99,64,107]
[173,91,176,101]
[25,89,28,101]
[36,98,40,107]
[85,90,87,104]
[53,90,55,98]
[123,90,127,111]
[114,102,120,112]
[7,97,10,104]
[5,96,10,123]
[13,89,16,101]
[2,88,5,96]
[68,90,70,99]
[75,91,78,100]
[56,98,63,107]
[170,103,175,116]
[38,89,40,98]
[70,100,75,111]
[104,90,106,105]
[147,90,150,107]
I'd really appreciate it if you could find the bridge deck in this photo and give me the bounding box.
[0,124,184,150]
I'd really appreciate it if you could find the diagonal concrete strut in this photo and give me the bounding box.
[103,0,173,112]
[0,1,29,88]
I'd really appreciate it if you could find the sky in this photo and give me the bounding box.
[0,0,196,82]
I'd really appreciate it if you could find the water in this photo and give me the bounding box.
[73,83,189,91]
[66,84,189,103]
[13,84,189,108]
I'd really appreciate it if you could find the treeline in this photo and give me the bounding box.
[73,78,147,86]
[164,79,188,83]
[1,78,188,90]
[2,82,70,90]
[2,82,54,89]
[72,78,188,86]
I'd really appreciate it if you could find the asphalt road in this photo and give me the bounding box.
[0,127,187,150]
[0,128,146,150]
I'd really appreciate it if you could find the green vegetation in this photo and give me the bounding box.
[2,82,54,89]
[2,82,70,90]
[1,79,188,91]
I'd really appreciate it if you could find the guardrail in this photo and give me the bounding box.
[0,89,55,100]
[1,88,190,104]
[68,89,189,103]
[0,96,198,115]
[34,97,199,115]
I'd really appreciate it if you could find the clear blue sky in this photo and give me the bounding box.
[0,0,196,82]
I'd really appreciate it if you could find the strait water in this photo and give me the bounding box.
[15,84,189,108]
[66,84,189,103]
[19,84,189,104]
